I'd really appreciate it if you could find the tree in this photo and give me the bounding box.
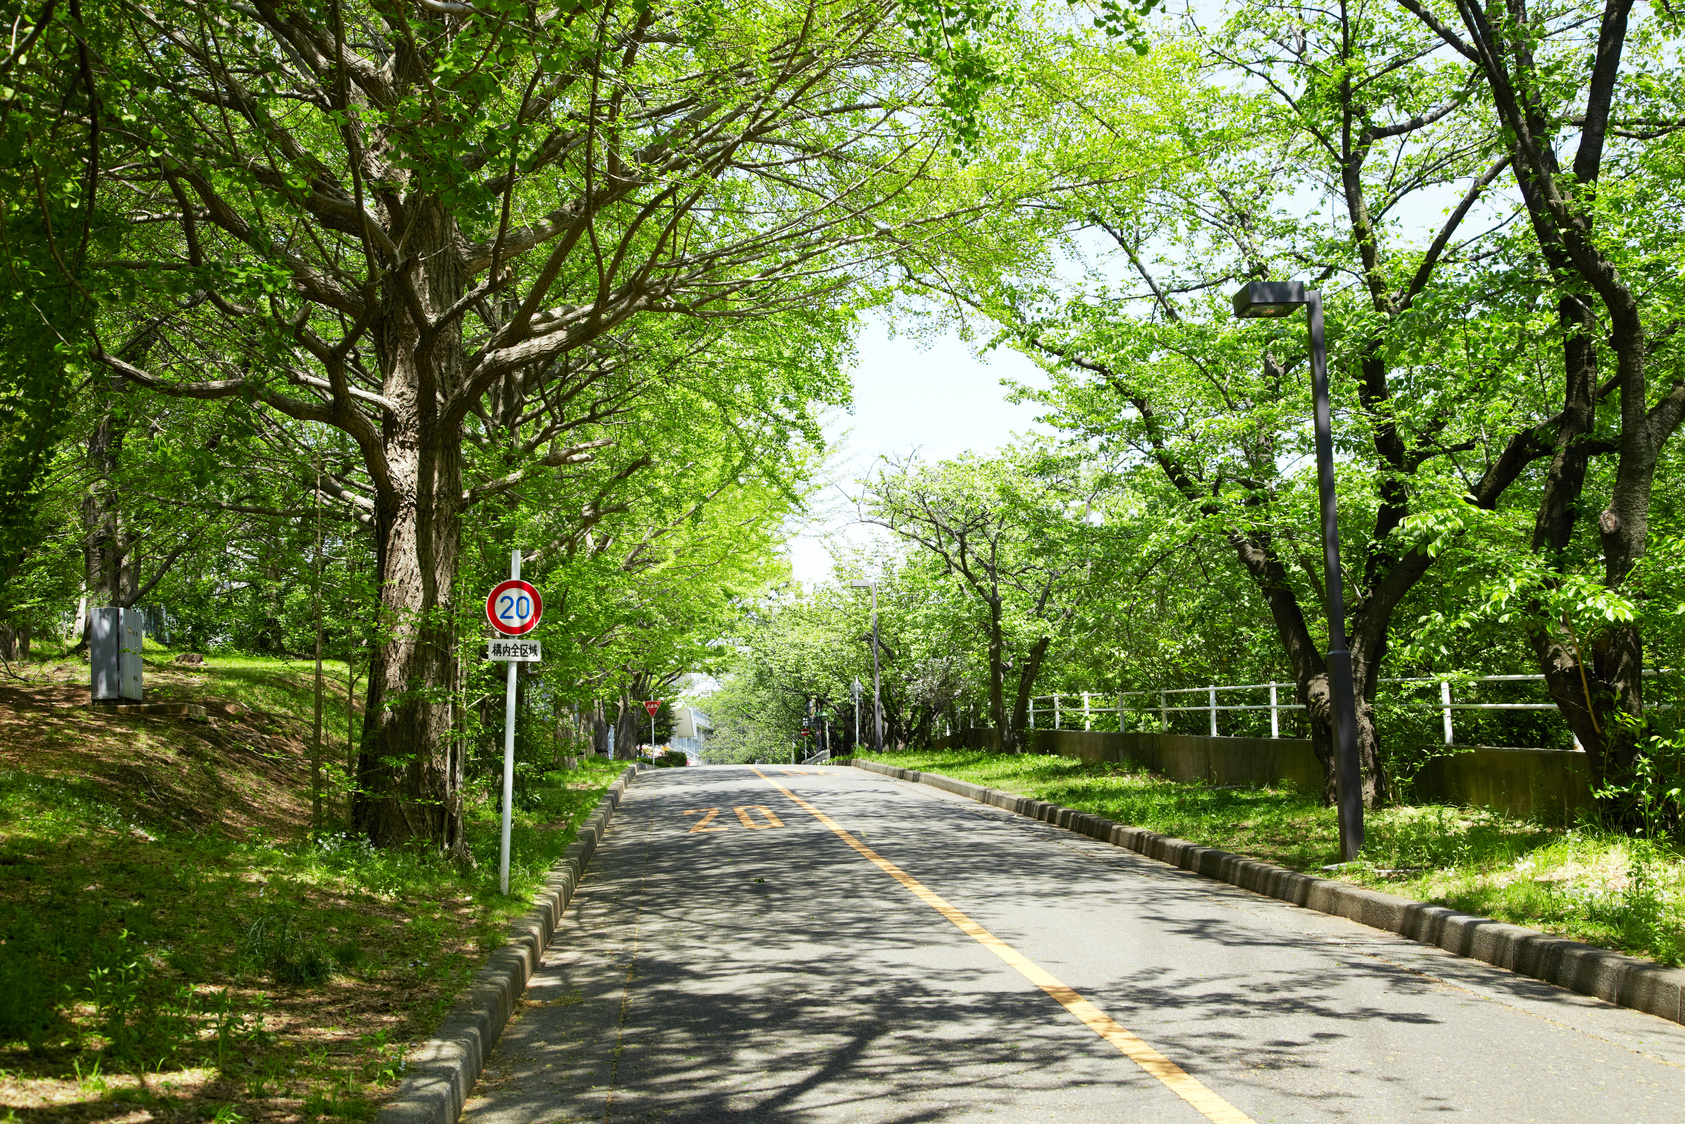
[939,8,1586,803]
[700,552,977,761]
[1391,0,1685,817]
[73,0,1034,852]
[0,0,107,654]
[859,446,1124,753]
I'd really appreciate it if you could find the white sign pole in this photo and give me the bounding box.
[499,548,520,896]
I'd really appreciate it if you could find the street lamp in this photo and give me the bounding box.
[849,580,884,753]
[1232,281,1364,861]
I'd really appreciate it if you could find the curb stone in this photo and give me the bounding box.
[88,700,207,718]
[842,757,1685,1027]
[377,763,644,1124]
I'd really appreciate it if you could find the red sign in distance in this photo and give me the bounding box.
[486,579,543,636]
[644,700,661,718]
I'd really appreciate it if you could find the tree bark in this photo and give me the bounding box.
[352,201,472,857]
[985,593,1012,752]
[591,699,610,757]
[1008,634,1051,753]
[80,386,135,644]
[352,454,467,855]
[1227,528,1389,805]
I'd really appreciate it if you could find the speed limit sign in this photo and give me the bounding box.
[486,579,543,636]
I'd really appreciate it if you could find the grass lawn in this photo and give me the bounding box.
[0,644,627,1123]
[866,750,1685,967]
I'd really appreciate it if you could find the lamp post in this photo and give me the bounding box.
[1232,281,1364,861]
[849,580,883,753]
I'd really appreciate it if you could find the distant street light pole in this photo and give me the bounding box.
[849,580,883,753]
[1232,281,1364,861]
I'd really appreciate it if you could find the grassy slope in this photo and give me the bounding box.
[868,751,1685,966]
[0,648,623,1124]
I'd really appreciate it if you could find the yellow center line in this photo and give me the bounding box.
[749,766,1254,1124]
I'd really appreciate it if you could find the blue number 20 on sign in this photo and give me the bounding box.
[498,593,531,624]
[485,579,542,636]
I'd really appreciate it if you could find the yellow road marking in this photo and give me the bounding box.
[733,804,785,829]
[682,808,727,832]
[749,767,1254,1124]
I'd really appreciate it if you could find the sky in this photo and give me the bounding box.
[782,317,1051,588]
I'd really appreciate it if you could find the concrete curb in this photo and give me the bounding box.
[89,700,207,718]
[842,757,1685,1027]
[377,763,644,1124]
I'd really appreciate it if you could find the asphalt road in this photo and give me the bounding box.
[462,764,1685,1123]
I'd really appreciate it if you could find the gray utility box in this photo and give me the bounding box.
[90,607,144,701]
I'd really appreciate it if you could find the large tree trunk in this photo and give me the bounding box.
[1232,529,1389,806]
[613,673,655,759]
[352,437,467,855]
[1525,297,1611,773]
[1008,634,1051,753]
[986,595,1017,752]
[591,699,611,756]
[352,200,472,858]
[0,616,23,662]
[1525,300,1657,814]
[1283,662,1386,808]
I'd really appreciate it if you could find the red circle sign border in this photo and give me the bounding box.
[486,579,543,636]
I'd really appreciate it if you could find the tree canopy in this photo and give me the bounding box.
[4,0,1683,836]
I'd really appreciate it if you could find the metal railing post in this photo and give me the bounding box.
[1083,691,1091,730]
[1270,683,1279,738]
[1054,694,1061,730]
[1441,679,1454,745]
[1028,697,1035,731]
[1160,691,1168,733]
[1117,693,1125,733]
[1209,685,1218,736]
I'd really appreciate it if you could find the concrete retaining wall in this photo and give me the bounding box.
[930,727,1001,752]
[1411,745,1592,820]
[1030,729,1327,793]
[1022,728,1592,821]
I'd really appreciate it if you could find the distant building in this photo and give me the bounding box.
[672,707,712,762]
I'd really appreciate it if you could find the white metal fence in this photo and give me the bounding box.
[1029,671,1677,747]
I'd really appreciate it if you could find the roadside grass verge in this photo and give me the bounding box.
[867,751,1685,967]
[0,651,624,1124]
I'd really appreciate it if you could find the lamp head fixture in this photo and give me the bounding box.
[849,579,875,589]
[1232,280,1309,319]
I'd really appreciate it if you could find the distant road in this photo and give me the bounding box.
[463,765,1685,1123]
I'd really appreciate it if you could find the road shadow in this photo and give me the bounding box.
[463,766,1685,1124]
